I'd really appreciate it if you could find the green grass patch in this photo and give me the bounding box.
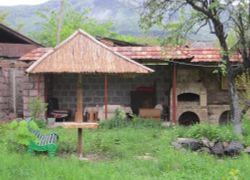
[1,119,250,179]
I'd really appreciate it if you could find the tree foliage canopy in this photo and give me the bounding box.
[0,11,8,24]
[31,4,118,47]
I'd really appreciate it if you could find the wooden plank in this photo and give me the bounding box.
[139,108,161,120]
[61,122,99,129]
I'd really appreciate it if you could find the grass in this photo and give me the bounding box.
[1,120,250,179]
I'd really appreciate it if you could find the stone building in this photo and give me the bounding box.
[0,23,41,120]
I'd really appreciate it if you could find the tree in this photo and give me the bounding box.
[140,0,250,135]
[31,2,117,47]
[56,0,65,45]
[0,11,8,24]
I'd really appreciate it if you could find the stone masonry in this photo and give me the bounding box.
[50,66,171,113]
[23,74,45,118]
[0,67,10,120]
[170,65,232,124]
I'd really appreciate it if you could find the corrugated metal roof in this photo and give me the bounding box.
[26,29,154,74]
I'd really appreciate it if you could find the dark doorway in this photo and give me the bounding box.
[179,111,200,126]
[219,111,231,125]
[130,86,156,115]
[178,93,200,102]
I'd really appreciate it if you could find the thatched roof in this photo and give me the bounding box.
[26,29,153,74]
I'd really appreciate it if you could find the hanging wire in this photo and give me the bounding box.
[164,59,240,68]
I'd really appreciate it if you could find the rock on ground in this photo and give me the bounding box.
[224,141,244,156]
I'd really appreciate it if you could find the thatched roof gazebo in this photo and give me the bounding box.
[26,29,154,157]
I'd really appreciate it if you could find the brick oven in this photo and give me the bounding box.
[170,67,208,125]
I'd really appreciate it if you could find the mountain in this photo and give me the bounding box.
[0,0,215,42]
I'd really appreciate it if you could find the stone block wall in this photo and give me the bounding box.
[208,105,230,124]
[50,66,171,113]
[8,68,27,116]
[0,67,10,120]
[0,65,29,120]
[23,74,45,118]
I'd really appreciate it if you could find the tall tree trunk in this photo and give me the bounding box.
[213,19,243,135]
[56,0,65,45]
[228,70,243,135]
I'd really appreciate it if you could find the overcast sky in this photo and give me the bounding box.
[0,0,49,6]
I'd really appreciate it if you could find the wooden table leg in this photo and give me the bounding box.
[77,128,83,158]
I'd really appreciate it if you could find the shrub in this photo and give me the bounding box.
[28,97,47,120]
[7,120,39,152]
[100,108,128,129]
[178,123,240,142]
[33,119,46,128]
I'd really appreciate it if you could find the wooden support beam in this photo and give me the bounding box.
[75,74,83,123]
[104,75,108,120]
[172,64,177,124]
[12,69,17,115]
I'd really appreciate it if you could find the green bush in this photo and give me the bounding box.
[7,120,40,152]
[33,119,46,129]
[28,97,47,120]
[100,108,128,129]
[177,123,240,142]
[242,115,250,144]
[242,115,250,135]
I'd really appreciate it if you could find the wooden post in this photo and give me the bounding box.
[37,74,41,96]
[104,75,108,119]
[172,64,177,124]
[12,69,17,115]
[75,74,83,123]
[77,128,83,158]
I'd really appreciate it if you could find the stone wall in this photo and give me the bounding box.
[23,74,45,118]
[0,67,10,120]
[8,68,27,116]
[171,66,231,124]
[0,66,28,120]
[201,68,230,105]
[50,66,171,113]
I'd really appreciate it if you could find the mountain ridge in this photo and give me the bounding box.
[0,0,215,42]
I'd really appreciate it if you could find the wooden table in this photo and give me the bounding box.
[61,122,99,158]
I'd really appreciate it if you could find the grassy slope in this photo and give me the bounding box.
[1,126,250,180]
